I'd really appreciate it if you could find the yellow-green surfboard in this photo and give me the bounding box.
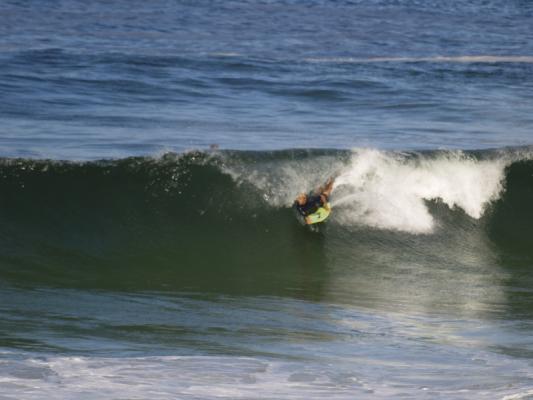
[305,203,331,225]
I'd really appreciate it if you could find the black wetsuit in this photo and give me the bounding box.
[294,194,324,217]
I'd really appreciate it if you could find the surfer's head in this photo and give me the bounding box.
[295,193,307,205]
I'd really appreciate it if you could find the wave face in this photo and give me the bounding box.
[0,147,532,295]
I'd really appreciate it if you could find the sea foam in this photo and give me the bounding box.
[332,149,508,233]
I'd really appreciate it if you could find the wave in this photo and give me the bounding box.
[0,147,532,289]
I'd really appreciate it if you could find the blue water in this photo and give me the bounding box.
[1,1,533,399]
[1,0,533,159]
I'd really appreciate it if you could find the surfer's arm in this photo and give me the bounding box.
[317,177,335,204]
[315,177,335,198]
[322,177,335,197]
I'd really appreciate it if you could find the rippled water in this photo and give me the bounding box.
[1,0,533,158]
[1,1,532,399]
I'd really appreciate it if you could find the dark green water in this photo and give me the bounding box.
[1,149,533,399]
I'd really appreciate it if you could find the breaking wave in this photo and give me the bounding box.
[0,146,532,289]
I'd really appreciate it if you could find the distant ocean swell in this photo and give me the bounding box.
[0,147,532,289]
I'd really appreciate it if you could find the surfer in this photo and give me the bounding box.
[293,177,335,224]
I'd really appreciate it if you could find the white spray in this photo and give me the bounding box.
[331,149,508,233]
[217,148,512,234]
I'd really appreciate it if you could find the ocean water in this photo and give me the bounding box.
[1,1,533,399]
